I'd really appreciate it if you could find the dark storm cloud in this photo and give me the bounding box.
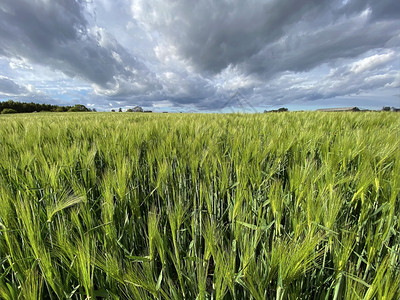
[244,17,398,77]
[0,0,159,96]
[341,0,400,21]
[133,0,336,73]
[132,0,399,77]
[0,76,28,95]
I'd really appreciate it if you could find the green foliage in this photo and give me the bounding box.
[0,112,399,299]
[54,107,65,112]
[1,108,17,114]
[264,107,288,113]
[0,99,92,113]
[67,104,91,112]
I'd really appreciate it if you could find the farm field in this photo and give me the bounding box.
[0,112,399,299]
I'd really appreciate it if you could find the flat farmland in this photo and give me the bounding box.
[0,112,399,299]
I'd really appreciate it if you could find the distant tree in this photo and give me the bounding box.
[118,108,122,112]
[1,108,17,114]
[68,104,90,112]
[126,108,133,112]
[264,107,289,113]
[132,106,143,112]
[111,109,115,112]
[55,107,64,112]
[382,107,391,111]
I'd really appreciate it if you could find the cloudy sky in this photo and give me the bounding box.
[0,0,399,111]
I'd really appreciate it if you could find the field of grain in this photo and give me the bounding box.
[0,112,399,299]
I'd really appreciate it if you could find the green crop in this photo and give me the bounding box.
[0,112,399,299]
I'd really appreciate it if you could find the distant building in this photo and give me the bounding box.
[316,107,360,112]
[132,106,144,112]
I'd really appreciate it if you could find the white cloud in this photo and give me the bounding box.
[351,51,395,74]
[9,58,33,70]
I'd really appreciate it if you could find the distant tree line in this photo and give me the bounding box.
[0,100,94,114]
[112,106,152,113]
[264,107,288,113]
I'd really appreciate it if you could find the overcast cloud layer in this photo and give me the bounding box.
[0,0,399,111]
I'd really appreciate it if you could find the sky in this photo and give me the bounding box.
[0,0,399,112]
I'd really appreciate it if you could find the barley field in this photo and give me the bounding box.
[0,112,399,299]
